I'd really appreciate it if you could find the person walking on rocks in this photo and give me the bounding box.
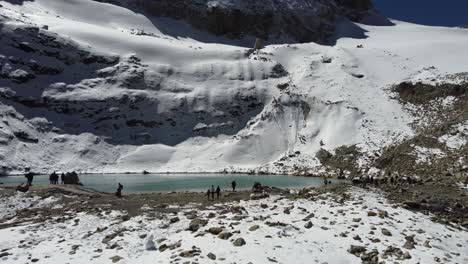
[25,171,34,186]
[116,182,123,198]
[210,185,215,200]
[231,180,237,192]
[216,186,221,199]
[206,188,211,200]
[60,173,65,184]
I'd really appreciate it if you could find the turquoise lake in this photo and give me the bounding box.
[0,174,344,193]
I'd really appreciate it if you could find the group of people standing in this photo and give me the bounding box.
[48,171,80,185]
[206,180,237,200]
[48,171,61,184]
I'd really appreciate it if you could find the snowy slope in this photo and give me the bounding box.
[1,187,467,264]
[0,0,468,175]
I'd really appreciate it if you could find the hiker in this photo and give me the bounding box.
[49,173,54,184]
[216,186,221,199]
[210,185,215,200]
[231,180,237,192]
[116,182,123,198]
[25,172,34,186]
[323,177,328,185]
[61,173,65,184]
[50,171,58,184]
[206,189,211,200]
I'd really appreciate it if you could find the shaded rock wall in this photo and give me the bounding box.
[96,0,373,43]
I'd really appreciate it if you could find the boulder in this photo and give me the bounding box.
[110,255,123,263]
[207,227,224,235]
[367,211,377,217]
[249,225,260,231]
[170,217,180,223]
[381,228,392,236]
[348,245,366,256]
[207,252,216,260]
[233,238,246,247]
[188,219,208,232]
[218,232,233,240]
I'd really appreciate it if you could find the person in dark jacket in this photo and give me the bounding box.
[116,182,123,198]
[49,173,54,184]
[231,180,237,192]
[210,185,215,200]
[215,186,221,199]
[25,172,34,186]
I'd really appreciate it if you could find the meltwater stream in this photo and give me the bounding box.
[0,174,344,193]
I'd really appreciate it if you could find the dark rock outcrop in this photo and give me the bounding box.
[96,0,374,44]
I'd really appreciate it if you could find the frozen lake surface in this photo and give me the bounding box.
[0,174,343,193]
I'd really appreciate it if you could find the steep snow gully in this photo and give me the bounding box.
[1,0,468,175]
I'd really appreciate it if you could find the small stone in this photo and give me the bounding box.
[159,244,169,252]
[249,225,260,231]
[218,232,233,240]
[208,227,224,235]
[348,245,366,256]
[233,238,246,247]
[207,252,216,260]
[110,255,123,263]
[304,221,313,229]
[403,252,412,259]
[207,212,216,218]
[303,213,315,221]
[352,218,361,222]
[367,211,377,217]
[188,219,208,232]
[403,235,416,249]
[179,248,201,258]
[0,252,11,258]
[423,240,432,248]
[378,210,388,218]
[381,228,392,236]
[170,217,180,223]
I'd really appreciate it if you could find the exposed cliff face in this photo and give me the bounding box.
[96,0,373,43]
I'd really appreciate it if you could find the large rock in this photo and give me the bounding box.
[218,232,233,240]
[207,227,224,235]
[233,237,246,247]
[381,228,392,236]
[348,245,366,256]
[188,219,208,232]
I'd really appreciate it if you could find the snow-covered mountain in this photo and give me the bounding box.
[0,0,467,176]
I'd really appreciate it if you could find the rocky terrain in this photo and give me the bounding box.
[0,183,467,264]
